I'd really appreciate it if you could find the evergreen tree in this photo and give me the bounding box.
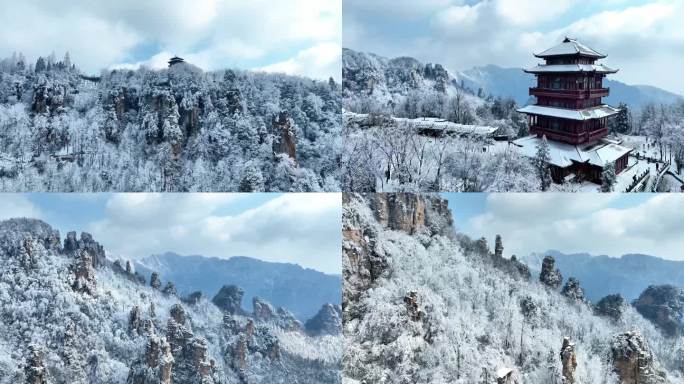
[35,57,46,72]
[534,135,553,191]
[609,102,631,134]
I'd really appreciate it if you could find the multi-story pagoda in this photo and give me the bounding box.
[515,38,632,184]
[168,56,185,67]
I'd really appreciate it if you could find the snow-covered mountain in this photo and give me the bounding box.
[342,48,485,116]
[343,193,683,383]
[0,218,341,383]
[520,251,684,303]
[456,65,683,111]
[0,53,341,192]
[134,252,341,321]
[343,48,682,113]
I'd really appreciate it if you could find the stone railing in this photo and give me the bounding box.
[625,168,650,192]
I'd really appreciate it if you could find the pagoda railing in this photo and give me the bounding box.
[529,87,609,99]
[530,126,608,145]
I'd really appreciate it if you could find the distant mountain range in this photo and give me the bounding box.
[135,252,341,321]
[521,250,684,302]
[343,48,682,112]
[456,64,682,111]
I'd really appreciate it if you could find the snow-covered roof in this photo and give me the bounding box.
[535,38,606,58]
[513,135,632,168]
[525,64,617,74]
[393,116,498,136]
[517,105,619,121]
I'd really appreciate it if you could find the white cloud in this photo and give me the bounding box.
[0,195,42,220]
[469,194,684,262]
[345,0,684,94]
[259,43,342,81]
[0,0,341,79]
[88,194,341,274]
[494,0,577,26]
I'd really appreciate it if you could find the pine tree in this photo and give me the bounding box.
[35,57,46,72]
[601,162,616,192]
[534,135,553,191]
[610,102,631,134]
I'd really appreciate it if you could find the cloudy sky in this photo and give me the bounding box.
[445,193,684,262]
[0,193,341,274]
[0,0,341,80]
[344,0,684,94]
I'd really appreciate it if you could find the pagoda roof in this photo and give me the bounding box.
[168,56,185,66]
[535,37,606,59]
[525,63,617,74]
[517,104,620,121]
[513,135,632,168]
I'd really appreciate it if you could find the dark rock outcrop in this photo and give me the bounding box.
[212,285,245,315]
[369,193,453,236]
[70,248,96,295]
[343,193,454,323]
[182,291,203,305]
[561,277,585,303]
[540,256,563,289]
[404,291,423,322]
[64,231,106,269]
[25,345,47,384]
[560,337,577,384]
[611,331,667,384]
[170,304,186,325]
[253,297,302,331]
[127,335,174,384]
[494,234,503,258]
[305,304,342,336]
[272,111,297,162]
[633,284,684,336]
[150,272,162,290]
[162,282,177,296]
[129,305,143,334]
[253,297,275,322]
[594,294,626,322]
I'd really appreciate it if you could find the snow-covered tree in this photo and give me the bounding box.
[533,135,552,191]
[601,162,616,192]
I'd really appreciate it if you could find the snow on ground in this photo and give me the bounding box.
[615,156,651,192]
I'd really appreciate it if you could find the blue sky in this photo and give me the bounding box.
[344,0,684,94]
[0,193,342,274]
[0,0,341,80]
[443,193,684,261]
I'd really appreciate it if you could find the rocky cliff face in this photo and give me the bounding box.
[252,297,302,331]
[633,285,684,337]
[540,256,563,290]
[561,277,586,303]
[595,294,627,322]
[305,304,342,336]
[342,194,681,384]
[611,332,668,384]
[272,111,297,163]
[343,193,454,322]
[560,337,577,384]
[368,193,453,237]
[212,284,246,315]
[0,219,341,384]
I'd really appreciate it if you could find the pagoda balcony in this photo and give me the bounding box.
[529,87,609,99]
[530,125,608,145]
